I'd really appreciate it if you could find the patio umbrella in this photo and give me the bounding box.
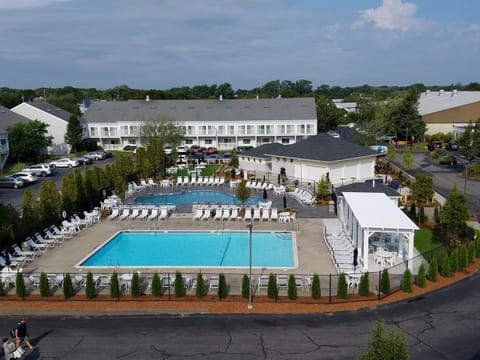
[263,188,268,200]
[283,194,287,209]
[353,248,358,268]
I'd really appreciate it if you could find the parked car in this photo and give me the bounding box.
[50,158,79,168]
[427,141,442,151]
[71,156,93,165]
[10,171,38,184]
[192,152,204,162]
[379,134,397,143]
[221,152,232,164]
[164,144,173,155]
[327,130,340,138]
[206,154,218,164]
[84,150,110,160]
[445,142,459,151]
[0,177,24,189]
[176,145,189,154]
[190,145,201,154]
[206,147,217,155]
[22,163,54,177]
[176,154,188,165]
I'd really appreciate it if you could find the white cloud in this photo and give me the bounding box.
[470,24,480,31]
[0,0,70,10]
[353,0,421,31]
[324,23,341,39]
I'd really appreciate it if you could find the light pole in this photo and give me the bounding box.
[246,221,253,309]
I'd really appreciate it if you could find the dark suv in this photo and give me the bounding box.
[445,142,459,151]
[427,141,442,151]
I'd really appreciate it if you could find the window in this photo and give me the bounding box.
[286,125,294,134]
[290,159,293,163]
[306,124,314,134]
[201,125,207,135]
[298,124,306,134]
[185,139,193,145]
[218,125,225,135]
[281,138,290,144]
[277,125,285,134]
[257,125,265,135]
[262,138,269,143]
[265,125,273,134]
[239,125,246,135]
[205,139,212,145]
[242,139,251,145]
[227,125,235,135]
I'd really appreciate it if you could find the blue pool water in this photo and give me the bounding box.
[135,190,262,206]
[79,231,294,268]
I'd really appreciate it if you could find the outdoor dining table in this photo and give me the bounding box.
[376,249,395,259]
[278,212,291,223]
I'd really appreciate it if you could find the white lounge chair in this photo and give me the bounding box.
[25,238,48,252]
[128,208,140,220]
[148,178,158,187]
[193,209,203,221]
[34,232,57,247]
[137,208,149,220]
[270,208,278,222]
[159,208,169,220]
[221,208,230,221]
[229,208,238,221]
[201,209,211,221]
[209,276,219,292]
[213,209,222,221]
[258,275,269,291]
[276,275,288,289]
[244,208,252,222]
[12,244,38,259]
[261,208,270,221]
[108,208,120,220]
[253,208,261,221]
[118,208,130,221]
[43,228,66,242]
[148,208,159,220]
[140,178,149,187]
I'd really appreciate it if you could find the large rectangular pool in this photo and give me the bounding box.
[78,230,296,269]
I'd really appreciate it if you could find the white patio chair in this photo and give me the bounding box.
[137,208,149,220]
[128,208,140,220]
[253,208,261,221]
[213,209,222,221]
[148,208,159,220]
[244,208,252,222]
[159,207,169,220]
[108,207,120,220]
[118,208,130,221]
[221,208,230,221]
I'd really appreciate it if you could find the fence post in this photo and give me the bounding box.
[168,273,171,301]
[377,270,381,300]
[329,274,332,304]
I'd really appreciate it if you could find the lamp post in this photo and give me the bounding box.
[246,221,253,309]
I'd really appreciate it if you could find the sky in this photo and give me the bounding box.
[1,0,479,90]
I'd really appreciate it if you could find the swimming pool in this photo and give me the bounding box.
[134,190,262,206]
[78,230,296,268]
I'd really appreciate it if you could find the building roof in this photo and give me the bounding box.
[80,98,317,124]
[418,90,480,115]
[343,192,418,231]
[335,182,400,197]
[240,142,285,159]
[0,105,30,131]
[262,133,378,162]
[24,101,71,121]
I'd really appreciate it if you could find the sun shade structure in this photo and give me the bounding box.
[338,192,418,271]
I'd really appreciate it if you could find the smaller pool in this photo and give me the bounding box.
[135,190,262,206]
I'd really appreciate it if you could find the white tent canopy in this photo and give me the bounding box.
[338,192,419,271]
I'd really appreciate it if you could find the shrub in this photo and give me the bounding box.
[419,206,427,225]
[195,273,206,298]
[110,272,120,299]
[476,238,480,258]
[359,273,370,297]
[39,272,51,297]
[15,272,26,299]
[63,273,74,300]
[0,278,4,296]
[467,242,475,265]
[311,274,321,299]
[130,272,141,298]
[267,273,277,300]
[440,255,451,277]
[428,256,438,282]
[151,272,162,297]
[241,274,250,299]
[85,272,96,299]
[450,249,459,273]
[433,207,440,224]
[416,264,426,288]
[409,203,416,220]
[458,246,468,269]
[381,269,390,295]
[174,271,186,297]
[218,273,228,299]
[337,273,348,299]
[401,269,413,293]
[287,274,297,300]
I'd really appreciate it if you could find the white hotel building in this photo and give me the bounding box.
[80,97,317,150]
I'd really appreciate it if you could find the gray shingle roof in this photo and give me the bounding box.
[240,143,285,158]
[334,182,400,197]
[27,101,71,121]
[263,133,378,162]
[81,98,316,123]
[0,105,30,131]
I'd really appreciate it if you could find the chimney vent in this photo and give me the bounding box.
[146,95,150,102]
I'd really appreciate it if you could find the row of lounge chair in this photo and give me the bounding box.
[288,188,316,206]
[108,206,175,221]
[176,176,225,186]
[192,206,282,222]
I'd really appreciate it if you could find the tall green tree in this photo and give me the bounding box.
[316,96,344,132]
[315,175,330,201]
[236,180,251,208]
[22,188,39,236]
[358,319,409,360]
[411,173,434,206]
[61,173,77,214]
[146,139,166,176]
[64,114,83,152]
[7,120,53,162]
[389,87,425,141]
[402,148,413,171]
[139,116,185,148]
[438,186,470,248]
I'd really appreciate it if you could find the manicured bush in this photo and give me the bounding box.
[416,263,426,288]
[458,246,468,269]
[0,278,4,296]
[130,272,141,298]
[311,274,321,299]
[359,273,370,297]
[63,273,74,300]
[433,207,440,224]
[241,274,250,299]
[419,206,427,225]
[428,256,438,282]
[85,272,96,299]
[409,203,416,220]
[440,255,451,277]
[381,269,390,295]
[450,248,459,273]
[337,273,348,299]
[39,272,51,297]
[401,269,413,293]
[475,238,480,258]
[267,273,276,300]
[110,272,120,299]
[218,273,228,299]
[287,274,297,300]
[174,271,186,297]
[151,272,162,297]
[16,272,26,299]
[467,242,475,265]
[195,273,206,298]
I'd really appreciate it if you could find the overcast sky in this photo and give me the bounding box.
[1,0,479,90]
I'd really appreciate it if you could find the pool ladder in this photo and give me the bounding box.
[148,223,158,231]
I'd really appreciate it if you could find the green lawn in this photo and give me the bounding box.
[2,162,28,176]
[414,229,447,262]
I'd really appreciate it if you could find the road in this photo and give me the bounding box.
[1,271,479,359]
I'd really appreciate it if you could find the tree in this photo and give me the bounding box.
[315,175,330,201]
[358,318,409,360]
[174,271,185,297]
[411,173,434,206]
[359,273,370,297]
[7,120,53,162]
[145,139,166,176]
[139,116,184,148]
[440,255,451,277]
[63,273,75,300]
[241,274,250,299]
[458,246,468,269]
[150,272,162,297]
[450,248,459,273]
[38,181,62,228]
[402,148,413,171]
[21,188,39,237]
[85,272,96,299]
[428,256,438,282]
[61,172,77,214]
[386,143,397,161]
[311,274,321,299]
[337,273,348,299]
[16,272,26,299]
[316,96,344,131]
[416,263,426,288]
[288,274,297,300]
[130,272,141,298]
[39,272,51,297]
[438,186,470,249]
[64,114,83,152]
[389,87,425,142]
[110,272,120,299]
[381,269,390,295]
[195,273,206,298]
[267,273,276,299]
[218,273,228,299]
[236,180,251,208]
[401,269,413,293]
